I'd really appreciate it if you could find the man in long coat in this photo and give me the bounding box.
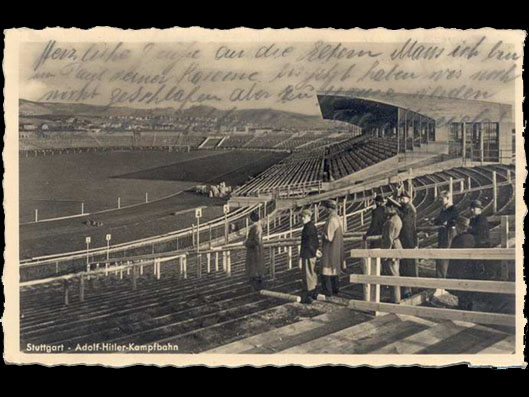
[364,195,386,248]
[299,209,319,303]
[398,191,418,297]
[447,216,476,310]
[321,200,344,296]
[381,198,403,303]
[244,211,265,291]
[433,192,458,278]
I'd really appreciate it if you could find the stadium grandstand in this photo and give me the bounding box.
[19,93,518,354]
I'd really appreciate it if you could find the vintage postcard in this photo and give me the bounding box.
[3,27,526,367]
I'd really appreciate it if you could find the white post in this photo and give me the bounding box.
[289,208,293,237]
[500,216,510,280]
[493,171,498,213]
[507,169,511,183]
[81,201,85,215]
[145,192,149,203]
[118,197,121,209]
[449,177,453,197]
[35,209,38,222]
[468,176,472,190]
[215,252,219,272]
[343,196,347,231]
[197,217,200,252]
[207,253,211,273]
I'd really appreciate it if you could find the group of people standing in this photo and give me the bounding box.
[243,200,345,304]
[243,188,491,310]
[364,191,418,303]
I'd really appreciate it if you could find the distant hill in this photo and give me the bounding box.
[19,99,347,130]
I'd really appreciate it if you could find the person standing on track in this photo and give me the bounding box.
[299,209,320,304]
[321,200,344,297]
[363,195,386,248]
[398,191,418,298]
[433,192,458,279]
[244,211,265,291]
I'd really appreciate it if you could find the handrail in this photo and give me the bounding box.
[349,248,515,261]
[19,204,257,266]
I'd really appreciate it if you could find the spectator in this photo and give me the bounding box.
[433,192,458,279]
[364,195,386,248]
[398,191,418,298]
[381,198,403,303]
[321,200,344,296]
[244,211,265,291]
[447,216,476,310]
[299,209,320,304]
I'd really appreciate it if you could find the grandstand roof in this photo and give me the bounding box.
[317,92,513,127]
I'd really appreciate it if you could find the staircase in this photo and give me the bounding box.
[205,302,515,354]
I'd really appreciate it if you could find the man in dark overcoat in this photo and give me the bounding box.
[398,191,418,298]
[299,208,319,303]
[433,192,458,278]
[447,216,476,310]
[364,195,386,248]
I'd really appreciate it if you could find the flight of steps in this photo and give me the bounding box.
[205,303,515,354]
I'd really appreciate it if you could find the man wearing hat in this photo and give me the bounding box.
[469,200,490,248]
[398,191,418,298]
[321,200,344,296]
[244,211,265,291]
[299,208,320,303]
[447,216,476,310]
[381,197,403,303]
[469,199,495,281]
[433,192,458,279]
[364,195,387,248]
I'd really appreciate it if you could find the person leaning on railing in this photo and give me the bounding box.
[381,197,403,303]
[244,211,265,291]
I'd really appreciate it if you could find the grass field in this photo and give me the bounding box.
[19,149,288,258]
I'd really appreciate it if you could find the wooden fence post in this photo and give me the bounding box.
[270,247,276,280]
[132,265,137,290]
[63,280,70,306]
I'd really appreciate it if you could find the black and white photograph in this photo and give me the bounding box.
[3,27,525,367]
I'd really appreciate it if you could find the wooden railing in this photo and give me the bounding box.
[348,247,516,327]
